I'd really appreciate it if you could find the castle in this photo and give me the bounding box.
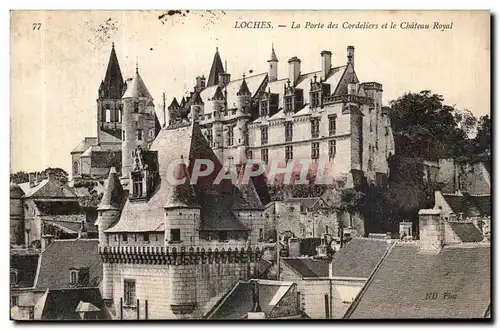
[73,43,396,319]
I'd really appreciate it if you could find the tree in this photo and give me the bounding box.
[339,188,364,229]
[389,90,472,160]
[10,167,69,184]
[473,115,491,154]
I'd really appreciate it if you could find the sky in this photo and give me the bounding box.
[10,10,490,173]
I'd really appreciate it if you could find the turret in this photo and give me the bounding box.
[207,47,225,87]
[190,91,204,123]
[235,74,251,111]
[10,182,24,245]
[96,167,123,302]
[121,66,156,188]
[268,44,278,82]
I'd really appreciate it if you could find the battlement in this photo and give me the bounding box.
[99,245,263,265]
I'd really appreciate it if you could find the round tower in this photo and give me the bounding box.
[10,182,24,245]
[164,159,201,314]
[121,66,155,188]
[97,167,124,301]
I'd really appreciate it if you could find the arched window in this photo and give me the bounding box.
[73,161,79,175]
[105,108,111,123]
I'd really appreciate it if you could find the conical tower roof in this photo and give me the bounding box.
[100,43,125,99]
[165,156,199,209]
[268,44,278,62]
[207,47,225,87]
[122,67,152,99]
[97,167,124,210]
[237,75,251,96]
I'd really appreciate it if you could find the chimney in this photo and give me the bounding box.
[41,234,54,251]
[288,237,301,257]
[200,75,206,89]
[347,46,355,66]
[29,173,35,188]
[418,209,443,252]
[247,281,266,319]
[288,57,301,85]
[320,50,332,80]
[47,170,55,182]
[78,221,88,239]
[195,76,202,91]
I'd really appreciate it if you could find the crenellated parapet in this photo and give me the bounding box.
[99,245,263,265]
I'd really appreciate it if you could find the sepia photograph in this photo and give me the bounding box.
[9,10,491,320]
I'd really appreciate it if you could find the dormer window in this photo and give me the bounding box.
[70,269,78,285]
[311,91,321,109]
[284,96,293,113]
[310,74,323,109]
[260,99,269,117]
[132,172,144,198]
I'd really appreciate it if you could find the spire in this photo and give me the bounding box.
[122,67,152,99]
[100,43,125,99]
[237,74,251,96]
[97,167,124,210]
[269,43,278,62]
[207,47,225,87]
[168,97,180,109]
[165,156,200,209]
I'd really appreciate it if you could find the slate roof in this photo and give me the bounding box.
[97,167,123,211]
[331,238,392,278]
[23,178,78,199]
[281,257,329,278]
[345,243,491,319]
[44,219,97,234]
[441,194,481,218]
[122,69,152,99]
[71,137,98,154]
[207,280,296,319]
[34,288,111,320]
[11,254,39,288]
[34,201,83,215]
[448,222,484,242]
[106,122,261,233]
[10,182,24,198]
[269,46,278,62]
[469,195,491,217]
[34,239,102,291]
[207,48,225,87]
[284,197,331,213]
[99,44,125,99]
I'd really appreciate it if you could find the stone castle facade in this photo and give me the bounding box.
[167,45,395,186]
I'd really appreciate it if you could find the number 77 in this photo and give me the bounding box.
[32,23,41,30]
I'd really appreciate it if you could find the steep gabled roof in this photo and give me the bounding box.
[122,68,152,99]
[281,257,329,278]
[34,239,102,291]
[207,48,225,87]
[345,243,491,319]
[23,178,78,199]
[207,280,296,319]
[448,222,484,242]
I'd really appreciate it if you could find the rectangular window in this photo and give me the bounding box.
[311,92,320,108]
[170,229,181,242]
[143,233,149,242]
[122,130,125,141]
[285,122,293,142]
[369,107,374,133]
[259,228,264,241]
[124,279,136,306]
[133,102,139,113]
[329,140,337,159]
[260,126,268,145]
[136,129,143,141]
[311,142,320,159]
[261,148,269,164]
[122,234,128,242]
[261,100,269,117]
[70,270,78,284]
[285,146,293,163]
[132,173,143,198]
[311,119,320,138]
[218,231,228,242]
[227,126,234,146]
[285,96,293,112]
[206,127,213,145]
[247,150,253,160]
[329,115,337,136]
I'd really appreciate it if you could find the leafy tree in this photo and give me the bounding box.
[10,167,69,184]
[339,188,364,229]
[473,115,491,154]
